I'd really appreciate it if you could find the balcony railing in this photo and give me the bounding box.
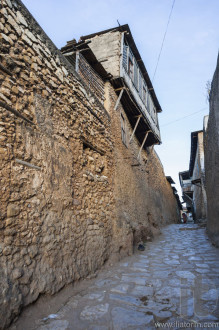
[122,41,160,140]
[65,51,105,104]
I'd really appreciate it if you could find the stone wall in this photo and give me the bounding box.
[0,1,116,327]
[205,54,219,247]
[0,0,179,327]
[105,82,180,257]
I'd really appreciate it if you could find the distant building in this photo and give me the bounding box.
[166,176,182,217]
[189,130,207,221]
[179,170,193,216]
[179,130,207,222]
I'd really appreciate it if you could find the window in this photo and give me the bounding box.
[147,92,151,114]
[139,73,143,99]
[120,113,127,146]
[134,59,139,90]
[123,43,128,71]
[128,57,134,81]
[143,86,147,104]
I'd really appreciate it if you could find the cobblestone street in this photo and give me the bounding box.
[11,224,219,330]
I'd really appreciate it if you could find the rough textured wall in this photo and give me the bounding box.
[0,1,116,327]
[205,54,219,246]
[105,82,180,254]
[0,1,179,327]
[86,31,121,78]
[192,133,207,220]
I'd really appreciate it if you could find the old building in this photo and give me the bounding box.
[61,24,161,149]
[179,130,207,222]
[189,130,207,221]
[205,54,219,247]
[166,176,182,217]
[179,170,193,216]
[61,26,180,243]
[0,1,180,327]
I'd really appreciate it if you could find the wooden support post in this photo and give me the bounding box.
[137,130,151,160]
[129,115,141,143]
[114,87,124,92]
[114,88,124,111]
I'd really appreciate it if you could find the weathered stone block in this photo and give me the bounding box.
[7,204,20,217]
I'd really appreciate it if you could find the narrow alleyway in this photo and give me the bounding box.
[11,224,219,330]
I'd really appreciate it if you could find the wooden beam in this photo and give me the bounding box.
[114,88,124,111]
[137,130,151,159]
[0,63,13,76]
[129,115,142,143]
[80,136,105,155]
[114,87,125,92]
[0,101,35,125]
[15,159,41,170]
[133,114,143,118]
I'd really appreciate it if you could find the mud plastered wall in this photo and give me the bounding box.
[106,82,180,254]
[0,0,116,327]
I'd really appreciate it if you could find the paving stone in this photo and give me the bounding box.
[80,304,109,321]
[111,307,153,329]
[164,259,180,265]
[121,275,146,285]
[196,263,210,268]
[146,279,163,289]
[131,285,154,297]
[38,320,69,330]
[84,293,105,302]
[88,326,109,330]
[188,256,203,261]
[95,279,118,288]
[110,284,129,294]
[144,299,173,311]
[176,271,196,279]
[109,293,141,306]
[132,262,149,268]
[202,288,218,301]
[130,267,149,272]
[156,286,183,298]
[153,310,172,321]
[13,224,219,329]
[196,268,211,274]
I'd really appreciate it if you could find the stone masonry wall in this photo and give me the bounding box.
[0,1,179,327]
[205,54,219,247]
[105,82,180,257]
[0,1,116,327]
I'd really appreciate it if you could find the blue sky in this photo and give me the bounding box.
[22,0,219,196]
